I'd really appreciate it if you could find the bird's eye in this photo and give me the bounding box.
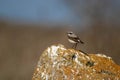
[67,32,73,34]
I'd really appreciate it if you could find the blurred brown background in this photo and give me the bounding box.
[0,0,120,80]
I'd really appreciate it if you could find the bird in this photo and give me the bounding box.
[67,31,84,49]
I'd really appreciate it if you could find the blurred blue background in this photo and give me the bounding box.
[0,0,119,26]
[0,0,120,80]
[0,0,80,25]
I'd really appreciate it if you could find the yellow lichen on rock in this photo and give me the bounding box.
[32,44,120,80]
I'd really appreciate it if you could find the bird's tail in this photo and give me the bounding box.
[80,40,84,44]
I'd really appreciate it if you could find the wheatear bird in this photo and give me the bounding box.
[67,31,84,49]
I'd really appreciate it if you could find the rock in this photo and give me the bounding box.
[32,44,120,80]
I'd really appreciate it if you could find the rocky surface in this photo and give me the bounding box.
[32,44,120,80]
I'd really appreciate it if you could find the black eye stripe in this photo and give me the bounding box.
[69,32,73,34]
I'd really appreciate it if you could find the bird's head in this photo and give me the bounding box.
[67,31,78,38]
[67,31,73,35]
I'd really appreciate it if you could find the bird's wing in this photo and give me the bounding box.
[68,36,80,43]
[68,36,84,44]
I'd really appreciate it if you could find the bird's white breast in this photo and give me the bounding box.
[68,39,77,43]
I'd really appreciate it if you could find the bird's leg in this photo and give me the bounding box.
[72,44,75,48]
[74,43,77,49]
